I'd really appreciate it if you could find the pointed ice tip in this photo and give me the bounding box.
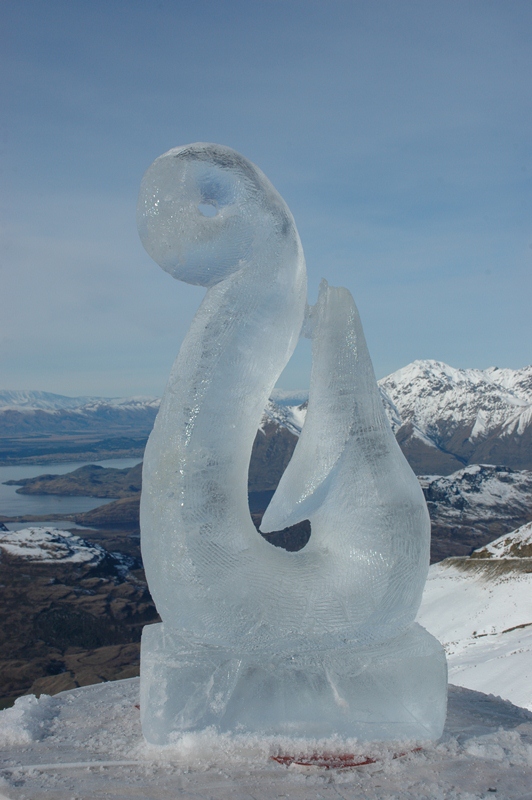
[258,505,284,534]
[302,279,330,339]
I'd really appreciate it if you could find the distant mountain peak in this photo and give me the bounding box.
[270,388,309,407]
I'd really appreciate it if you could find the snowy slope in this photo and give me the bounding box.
[262,398,307,436]
[418,522,532,711]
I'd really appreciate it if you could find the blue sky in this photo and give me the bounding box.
[2,0,531,396]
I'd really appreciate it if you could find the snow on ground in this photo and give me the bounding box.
[0,678,531,799]
[418,557,532,711]
[1,540,531,797]
[0,527,105,565]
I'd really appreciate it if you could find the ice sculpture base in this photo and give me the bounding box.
[140,622,447,745]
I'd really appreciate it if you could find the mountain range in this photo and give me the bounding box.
[259,359,532,478]
[380,360,532,473]
[0,391,159,436]
[2,359,532,476]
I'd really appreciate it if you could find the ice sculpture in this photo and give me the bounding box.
[137,143,447,746]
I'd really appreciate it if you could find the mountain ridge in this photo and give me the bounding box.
[0,390,160,411]
[2,358,532,473]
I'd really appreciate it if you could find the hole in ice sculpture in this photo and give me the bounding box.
[251,508,311,552]
[260,518,311,551]
[248,483,311,550]
[247,382,311,550]
[198,202,218,217]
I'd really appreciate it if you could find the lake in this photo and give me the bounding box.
[0,458,142,522]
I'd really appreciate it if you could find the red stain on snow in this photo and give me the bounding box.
[272,747,422,769]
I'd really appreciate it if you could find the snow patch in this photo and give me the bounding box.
[0,527,106,564]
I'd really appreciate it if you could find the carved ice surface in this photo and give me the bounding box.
[137,143,447,746]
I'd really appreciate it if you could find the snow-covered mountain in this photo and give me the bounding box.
[418,521,532,712]
[0,526,106,564]
[0,390,160,412]
[0,526,134,574]
[262,398,307,437]
[471,520,532,559]
[0,389,307,441]
[0,390,160,436]
[380,360,532,474]
[420,463,532,561]
[3,359,532,474]
[263,360,532,474]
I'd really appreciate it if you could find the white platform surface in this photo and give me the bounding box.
[1,678,532,799]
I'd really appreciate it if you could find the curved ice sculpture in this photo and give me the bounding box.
[138,144,447,745]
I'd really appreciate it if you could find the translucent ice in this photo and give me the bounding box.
[137,143,447,745]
